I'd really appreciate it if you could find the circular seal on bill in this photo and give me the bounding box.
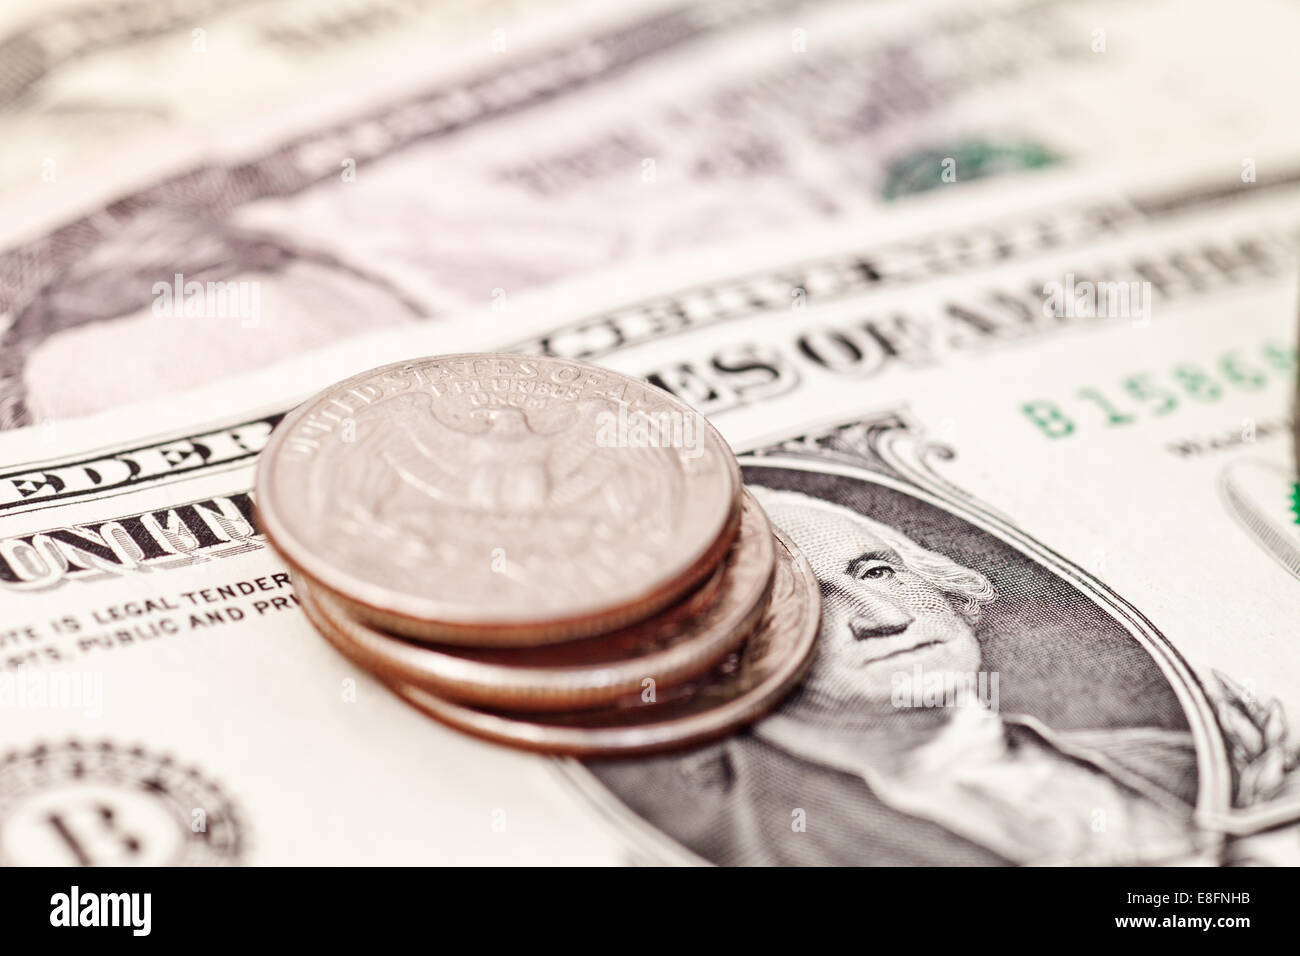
[0,740,245,866]
[257,354,742,645]
[298,491,776,711]
[298,527,820,757]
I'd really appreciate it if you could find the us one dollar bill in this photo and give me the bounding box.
[4,0,1299,428]
[0,156,1296,865]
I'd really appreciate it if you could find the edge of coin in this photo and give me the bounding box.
[307,494,743,647]
[297,493,775,710]
[364,528,821,757]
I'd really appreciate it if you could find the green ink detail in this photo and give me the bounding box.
[1291,483,1300,526]
[1020,400,1075,438]
[880,138,1061,201]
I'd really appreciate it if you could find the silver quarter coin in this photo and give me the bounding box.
[257,354,741,645]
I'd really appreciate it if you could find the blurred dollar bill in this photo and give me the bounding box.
[0,157,1296,864]
[0,0,600,199]
[3,0,1299,426]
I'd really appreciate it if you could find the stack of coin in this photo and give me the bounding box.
[254,354,819,756]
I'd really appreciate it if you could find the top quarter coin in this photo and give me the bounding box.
[255,354,742,645]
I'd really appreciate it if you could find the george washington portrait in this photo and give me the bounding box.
[580,461,1211,866]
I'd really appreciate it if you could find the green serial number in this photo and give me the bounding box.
[1020,341,1296,438]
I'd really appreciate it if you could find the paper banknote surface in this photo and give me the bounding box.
[3,0,1299,427]
[0,154,1297,864]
